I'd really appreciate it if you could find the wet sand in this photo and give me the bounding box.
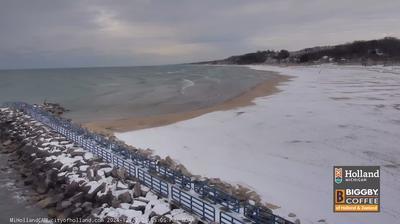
[84,71,291,133]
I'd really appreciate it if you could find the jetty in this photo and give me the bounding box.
[0,102,295,224]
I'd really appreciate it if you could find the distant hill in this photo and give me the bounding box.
[195,37,400,65]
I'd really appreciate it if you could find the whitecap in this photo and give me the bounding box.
[180,79,195,94]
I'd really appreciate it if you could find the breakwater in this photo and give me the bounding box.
[1,103,296,224]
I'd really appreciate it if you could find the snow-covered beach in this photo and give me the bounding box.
[116,65,400,224]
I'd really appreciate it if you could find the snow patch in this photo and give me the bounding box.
[117,64,400,224]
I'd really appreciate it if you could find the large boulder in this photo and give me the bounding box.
[111,199,121,208]
[111,168,128,181]
[81,201,93,212]
[118,191,132,204]
[96,189,114,205]
[56,200,72,211]
[71,207,83,218]
[64,181,80,198]
[133,183,142,198]
[45,168,58,188]
[85,182,106,200]
[69,192,84,203]
[37,196,59,208]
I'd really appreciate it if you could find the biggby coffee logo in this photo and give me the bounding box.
[335,189,345,203]
[333,166,380,212]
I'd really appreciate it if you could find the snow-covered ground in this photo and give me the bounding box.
[116,65,400,224]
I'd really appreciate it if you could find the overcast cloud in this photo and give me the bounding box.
[0,0,399,69]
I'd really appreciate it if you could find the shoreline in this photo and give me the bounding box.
[115,64,400,224]
[0,108,198,223]
[84,69,292,133]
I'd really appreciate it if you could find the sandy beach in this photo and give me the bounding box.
[116,64,400,224]
[84,70,290,133]
[2,1,400,223]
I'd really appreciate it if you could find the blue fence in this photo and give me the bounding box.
[244,204,293,224]
[112,154,136,177]
[171,186,215,222]
[194,181,241,213]
[3,102,295,224]
[138,168,169,197]
[152,164,192,190]
[220,212,245,224]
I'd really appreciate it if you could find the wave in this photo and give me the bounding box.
[204,75,221,83]
[167,69,184,74]
[180,79,195,94]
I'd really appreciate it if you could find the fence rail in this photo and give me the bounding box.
[171,186,215,222]
[138,168,169,197]
[244,204,294,224]
[194,181,241,212]
[2,102,295,224]
[220,212,245,224]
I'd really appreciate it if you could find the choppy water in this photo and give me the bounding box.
[0,65,274,122]
[0,154,48,223]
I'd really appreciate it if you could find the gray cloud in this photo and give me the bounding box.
[0,0,399,69]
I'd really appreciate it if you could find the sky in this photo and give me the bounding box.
[0,0,399,69]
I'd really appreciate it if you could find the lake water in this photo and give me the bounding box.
[0,153,48,223]
[0,64,274,122]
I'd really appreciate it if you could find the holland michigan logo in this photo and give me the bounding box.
[335,168,342,184]
[333,166,380,212]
